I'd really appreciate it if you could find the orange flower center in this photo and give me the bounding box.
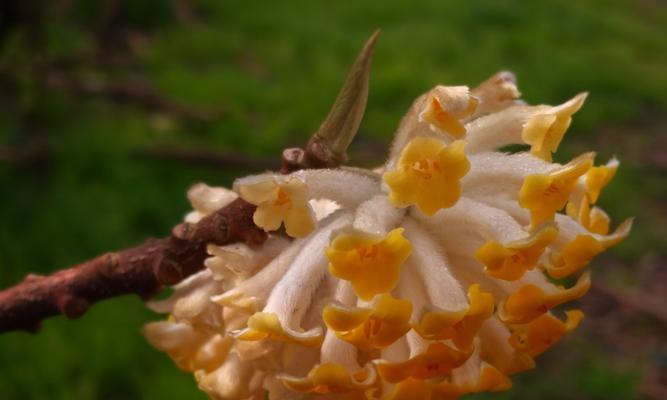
[356,244,379,260]
[410,159,441,179]
[273,188,291,206]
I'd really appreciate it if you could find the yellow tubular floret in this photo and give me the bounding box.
[585,158,619,204]
[279,363,378,395]
[384,137,470,216]
[326,228,412,300]
[566,197,612,235]
[232,312,323,347]
[414,284,494,350]
[374,342,471,383]
[420,93,478,138]
[475,223,558,281]
[519,152,594,227]
[544,235,604,279]
[521,93,587,161]
[509,310,583,357]
[500,271,591,324]
[236,175,315,238]
[323,294,412,350]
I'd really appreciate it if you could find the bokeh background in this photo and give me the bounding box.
[1,0,666,399]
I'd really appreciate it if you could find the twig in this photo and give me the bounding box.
[0,199,266,333]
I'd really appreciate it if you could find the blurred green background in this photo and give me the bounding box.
[1,0,665,399]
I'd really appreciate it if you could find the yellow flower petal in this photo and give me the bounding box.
[475,223,558,281]
[279,363,377,395]
[326,228,412,300]
[384,137,470,216]
[566,196,612,235]
[509,310,583,357]
[323,294,412,350]
[374,342,471,383]
[237,176,315,238]
[519,153,594,227]
[232,312,323,347]
[386,378,433,400]
[585,158,619,204]
[414,284,494,350]
[587,206,611,235]
[521,93,587,161]
[420,95,478,138]
[252,203,284,232]
[545,235,604,279]
[500,271,591,324]
[597,218,633,249]
[284,204,316,238]
[322,305,373,332]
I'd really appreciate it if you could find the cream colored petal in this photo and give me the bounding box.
[195,353,264,400]
[309,198,341,221]
[211,235,310,311]
[206,235,291,279]
[147,270,213,314]
[234,175,279,204]
[252,203,284,232]
[187,183,238,215]
[284,204,316,238]
[468,71,521,119]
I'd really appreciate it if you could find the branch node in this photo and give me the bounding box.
[57,294,90,319]
[24,273,45,283]
[172,223,193,241]
[281,147,306,174]
[156,258,183,286]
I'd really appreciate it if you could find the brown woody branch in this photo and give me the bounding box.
[0,30,378,335]
[0,198,266,333]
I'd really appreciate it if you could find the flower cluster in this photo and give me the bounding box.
[144,71,630,399]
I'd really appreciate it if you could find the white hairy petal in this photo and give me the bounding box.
[263,213,352,327]
[462,152,553,198]
[353,194,405,236]
[416,197,527,243]
[464,105,542,153]
[403,217,468,311]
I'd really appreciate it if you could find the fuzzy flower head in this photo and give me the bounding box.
[144,70,631,400]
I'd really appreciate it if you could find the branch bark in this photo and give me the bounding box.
[0,198,266,333]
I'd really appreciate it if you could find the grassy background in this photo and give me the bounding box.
[1,0,666,398]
